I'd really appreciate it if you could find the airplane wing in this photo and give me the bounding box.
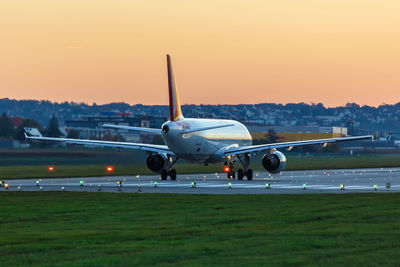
[224,135,372,156]
[25,134,174,155]
[102,124,162,135]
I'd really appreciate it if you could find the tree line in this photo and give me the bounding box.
[0,114,62,141]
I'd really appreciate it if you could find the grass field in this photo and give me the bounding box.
[0,192,399,266]
[1,152,400,179]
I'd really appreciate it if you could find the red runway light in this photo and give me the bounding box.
[106,166,114,172]
[224,166,230,173]
[48,166,54,172]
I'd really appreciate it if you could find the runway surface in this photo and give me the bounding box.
[1,167,400,194]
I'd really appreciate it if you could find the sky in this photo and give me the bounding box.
[0,0,399,107]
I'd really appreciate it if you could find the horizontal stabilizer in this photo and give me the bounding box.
[102,124,162,135]
[181,124,235,134]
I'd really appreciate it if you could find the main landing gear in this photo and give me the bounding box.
[161,169,177,180]
[237,168,253,180]
[227,154,253,180]
[161,156,178,180]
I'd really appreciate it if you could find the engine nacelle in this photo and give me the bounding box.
[262,150,287,173]
[146,154,168,172]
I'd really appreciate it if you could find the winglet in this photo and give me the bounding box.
[167,54,183,121]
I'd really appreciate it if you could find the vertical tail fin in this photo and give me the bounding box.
[167,54,184,121]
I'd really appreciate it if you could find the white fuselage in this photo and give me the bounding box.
[161,118,252,163]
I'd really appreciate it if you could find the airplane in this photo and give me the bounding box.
[25,55,372,180]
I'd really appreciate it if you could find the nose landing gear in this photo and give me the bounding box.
[227,170,236,179]
[224,162,236,179]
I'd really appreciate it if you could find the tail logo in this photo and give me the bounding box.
[167,54,183,121]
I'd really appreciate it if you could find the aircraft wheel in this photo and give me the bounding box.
[238,169,244,180]
[246,169,253,180]
[161,169,168,180]
[169,169,177,180]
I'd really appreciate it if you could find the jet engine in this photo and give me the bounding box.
[146,154,168,172]
[262,150,287,173]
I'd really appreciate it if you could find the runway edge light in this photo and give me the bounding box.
[48,166,54,172]
[224,166,230,173]
[106,166,114,173]
[266,183,271,190]
[386,182,391,190]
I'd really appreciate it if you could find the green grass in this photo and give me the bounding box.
[1,153,400,179]
[0,164,225,179]
[0,148,145,166]
[0,192,399,266]
[286,153,400,170]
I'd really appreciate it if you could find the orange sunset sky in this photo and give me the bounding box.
[0,0,399,107]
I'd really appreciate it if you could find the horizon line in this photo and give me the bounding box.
[1,97,399,109]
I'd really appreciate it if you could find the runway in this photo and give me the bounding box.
[2,167,400,194]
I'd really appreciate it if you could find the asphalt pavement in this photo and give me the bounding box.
[2,167,400,194]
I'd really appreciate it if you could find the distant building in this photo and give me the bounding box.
[65,113,167,141]
[245,124,347,135]
[0,139,23,149]
[245,124,348,142]
[320,127,348,136]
